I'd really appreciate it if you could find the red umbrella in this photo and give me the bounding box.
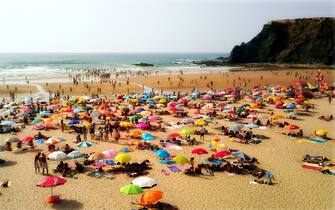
[214,150,231,158]
[191,148,208,155]
[36,176,67,195]
[20,136,34,142]
[167,133,181,138]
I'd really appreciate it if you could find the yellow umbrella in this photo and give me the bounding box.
[194,119,206,126]
[158,98,167,104]
[131,99,139,103]
[172,155,189,165]
[115,153,132,163]
[120,121,133,127]
[316,130,328,137]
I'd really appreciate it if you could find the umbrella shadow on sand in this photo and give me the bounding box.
[0,161,17,167]
[51,199,83,210]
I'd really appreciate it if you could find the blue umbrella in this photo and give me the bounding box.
[286,103,296,109]
[68,119,80,125]
[119,147,131,153]
[232,151,253,161]
[0,121,16,126]
[35,139,45,144]
[40,110,50,116]
[141,133,155,141]
[156,149,170,159]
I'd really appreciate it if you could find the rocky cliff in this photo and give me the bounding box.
[229,17,335,65]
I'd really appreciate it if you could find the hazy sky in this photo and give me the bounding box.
[0,0,333,53]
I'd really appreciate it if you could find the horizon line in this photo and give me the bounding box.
[0,51,230,54]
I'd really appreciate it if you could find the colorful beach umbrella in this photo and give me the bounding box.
[132,176,157,188]
[67,151,85,159]
[191,148,208,155]
[102,149,117,158]
[214,150,231,158]
[156,149,170,159]
[120,183,143,195]
[167,133,181,138]
[48,151,68,161]
[115,153,131,163]
[172,156,189,165]
[181,128,193,136]
[140,190,163,205]
[36,176,66,195]
[77,141,93,148]
[141,133,156,141]
[20,136,34,143]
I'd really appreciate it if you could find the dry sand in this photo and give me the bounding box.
[0,69,334,210]
[0,85,37,97]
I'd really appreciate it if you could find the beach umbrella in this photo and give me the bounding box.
[130,130,143,138]
[102,149,117,158]
[40,110,51,117]
[45,137,60,145]
[165,145,182,151]
[214,150,231,158]
[130,115,139,120]
[0,121,16,126]
[48,151,68,161]
[77,141,93,148]
[148,116,160,122]
[120,183,143,195]
[284,124,300,130]
[35,139,45,144]
[120,121,133,127]
[132,176,157,188]
[67,151,85,159]
[136,123,149,129]
[285,103,296,109]
[181,128,193,136]
[141,133,156,141]
[156,149,170,159]
[191,148,208,155]
[316,129,328,137]
[232,152,253,161]
[140,190,163,205]
[20,136,34,143]
[173,156,189,165]
[68,119,80,125]
[119,147,132,153]
[181,118,194,124]
[194,119,206,126]
[115,153,131,163]
[89,152,105,160]
[167,133,181,138]
[228,124,243,131]
[32,118,43,124]
[36,176,66,195]
[244,123,259,129]
[6,136,20,143]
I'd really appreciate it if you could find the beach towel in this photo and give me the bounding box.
[159,159,175,165]
[168,166,181,172]
[161,169,170,176]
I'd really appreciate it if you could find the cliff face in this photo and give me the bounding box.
[229,17,335,65]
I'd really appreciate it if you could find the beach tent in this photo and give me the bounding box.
[132,176,157,188]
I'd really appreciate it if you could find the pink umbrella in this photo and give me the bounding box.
[36,176,67,195]
[168,102,177,107]
[136,123,149,129]
[214,150,231,158]
[102,149,117,158]
[20,136,34,142]
[191,148,208,155]
[148,116,160,122]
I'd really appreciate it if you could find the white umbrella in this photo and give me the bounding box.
[48,151,68,160]
[67,151,85,159]
[131,176,157,188]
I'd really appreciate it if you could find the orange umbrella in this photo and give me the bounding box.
[284,124,299,130]
[130,130,143,138]
[140,190,163,205]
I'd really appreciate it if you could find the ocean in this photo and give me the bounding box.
[0,53,231,84]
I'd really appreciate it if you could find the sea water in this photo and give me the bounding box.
[0,52,232,84]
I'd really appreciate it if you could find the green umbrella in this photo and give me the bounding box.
[130,115,139,120]
[181,128,193,136]
[173,155,189,165]
[120,183,143,195]
[32,118,42,124]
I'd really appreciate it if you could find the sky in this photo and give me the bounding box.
[0,0,333,53]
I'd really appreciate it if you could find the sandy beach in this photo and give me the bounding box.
[0,69,334,210]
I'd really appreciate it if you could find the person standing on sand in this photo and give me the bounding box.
[60,118,64,132]
[328,95,332,104]
[199,126,206,141]
[34,153,41,174]
[40,153,48,175]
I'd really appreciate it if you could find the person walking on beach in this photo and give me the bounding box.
[328,95,332,104]
[34,152,41,174]
[60,118,64,132]
[199,126,206,141]
[40,153,48,175]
